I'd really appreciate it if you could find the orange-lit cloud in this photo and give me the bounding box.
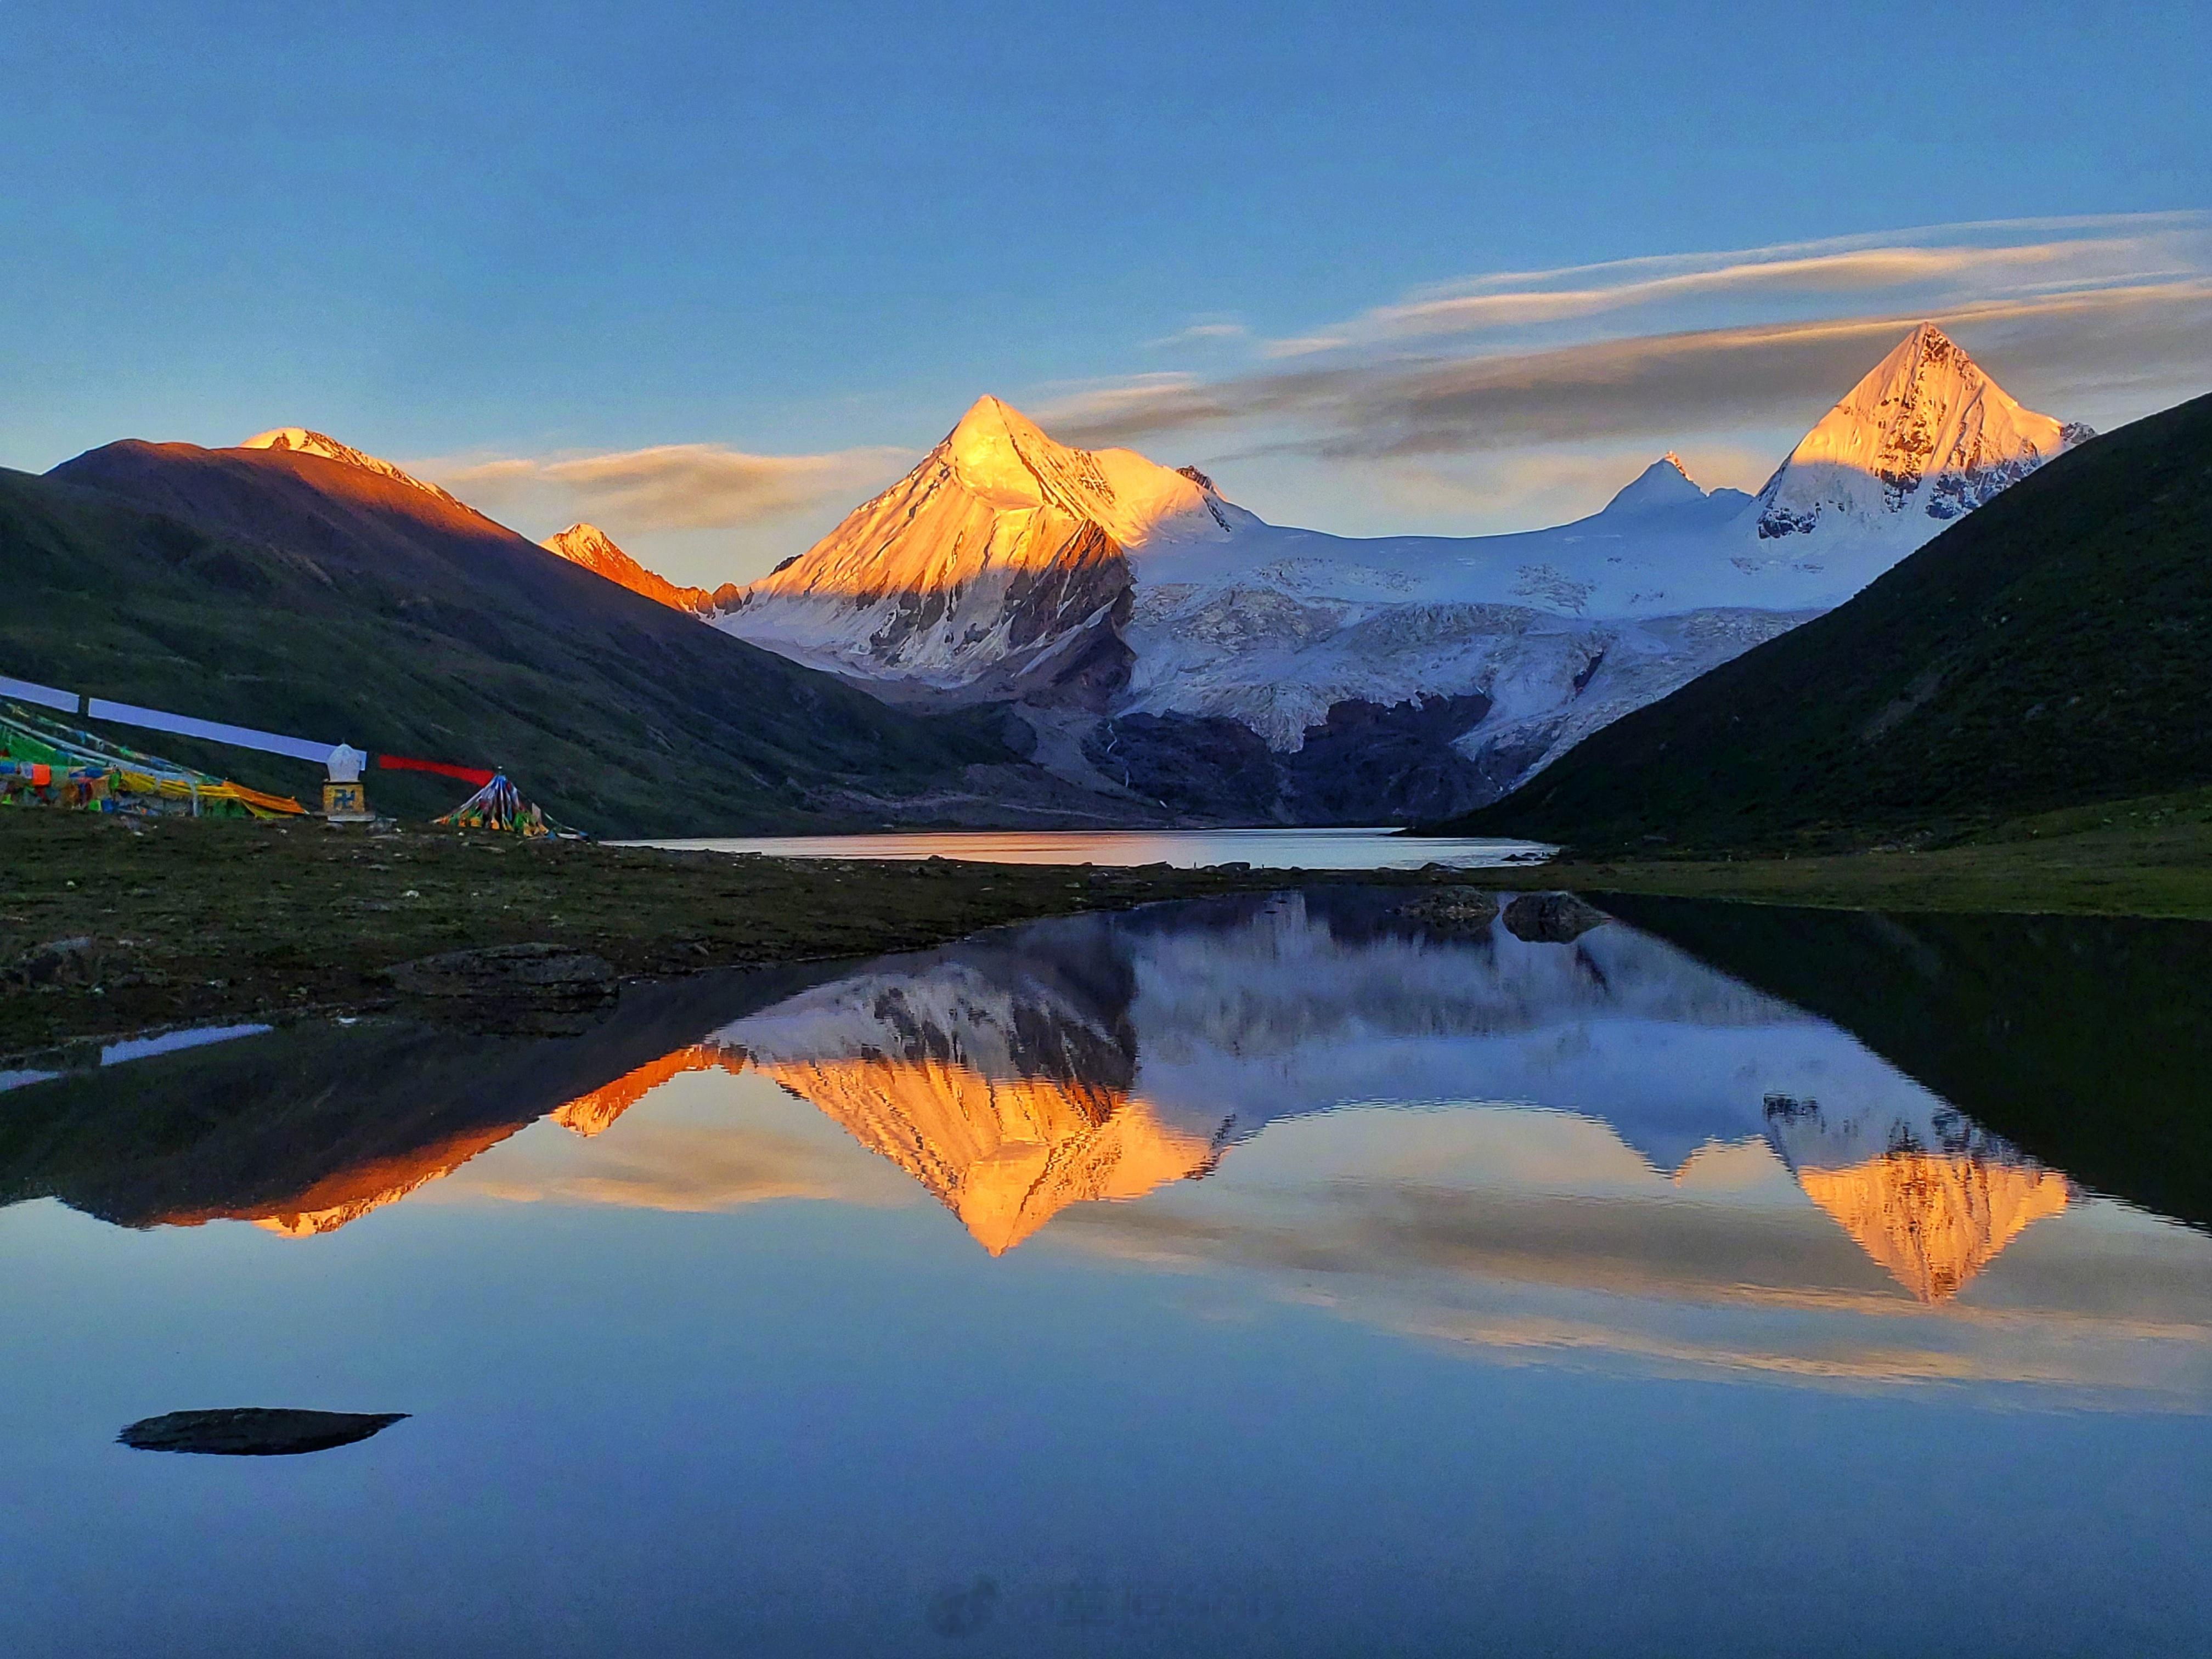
[444,1116,919,1215]
[421,442,910,535]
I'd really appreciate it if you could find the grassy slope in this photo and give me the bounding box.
[0,456,1012,834]
[1439,391,2212,851]
[1468,787,2212,920]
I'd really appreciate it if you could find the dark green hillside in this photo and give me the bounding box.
[1436,392,2212,850]
[0,451,1019,834]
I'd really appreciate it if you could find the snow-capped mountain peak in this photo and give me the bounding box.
[1751,323,2087,541]
[542,521,626,569]
[720,396,1235,704]
[936,393,1226,548]
[541,521,715,616]
[239,427,467,510]
[943,394,1054,496]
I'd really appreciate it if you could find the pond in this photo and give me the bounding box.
[623,825,1550,868]
[1,889,2207,1656]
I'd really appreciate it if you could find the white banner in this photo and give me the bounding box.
[84,698,337,765]
[0,674,81,715]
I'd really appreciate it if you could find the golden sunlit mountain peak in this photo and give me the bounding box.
[1796,1152,2073,1304]
[749,1053,1216,1254]
[238,426,471,510]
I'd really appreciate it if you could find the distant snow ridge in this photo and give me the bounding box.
[240,427,471,511]
[541,521,719,617]
[720,327,2080,820]
[1605,453,1708,516]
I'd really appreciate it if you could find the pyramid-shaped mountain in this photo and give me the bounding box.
[1751,323,2087,543]
[725,396,1232,707]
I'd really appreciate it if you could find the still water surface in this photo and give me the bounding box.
[627,825,1550,868]
[2,890,2208,1655]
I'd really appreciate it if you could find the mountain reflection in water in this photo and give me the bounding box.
[7,892,2209,1659]
[3,890,2207,1339]
[710,891,2097,1297]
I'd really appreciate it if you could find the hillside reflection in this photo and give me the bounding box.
[4,892,2206,1325]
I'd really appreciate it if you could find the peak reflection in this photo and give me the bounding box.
[551,1044,748,1138]
[1762,1094,2075,1301]
[704,890,2074,1286]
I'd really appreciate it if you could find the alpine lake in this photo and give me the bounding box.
[3,844,2208,1656]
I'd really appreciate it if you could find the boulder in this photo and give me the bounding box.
[1502,893,1609,944]
[4,937,99,989]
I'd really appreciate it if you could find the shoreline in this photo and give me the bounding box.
[8,806,2207,1059]
[0,815,1503,1057]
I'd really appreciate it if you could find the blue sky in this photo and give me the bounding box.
[5,0,2208,582]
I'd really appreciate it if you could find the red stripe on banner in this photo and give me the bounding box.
[377,754,495,787]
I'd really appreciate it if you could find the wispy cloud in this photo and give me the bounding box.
[437,213,2212,555]
[435,1117,919,1215]
[420,442,910,535]
[1146,319,1251,350]
[1264,213,2212,356]
[1045,1126,2212,1400]
[1045,276,2212,461]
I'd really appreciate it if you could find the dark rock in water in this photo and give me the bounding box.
[119,1408,408,1457]
[926,1576,1001,1638]
[1502,893,1608,944]
[387,942,616,998]
[1400,891,1501,933]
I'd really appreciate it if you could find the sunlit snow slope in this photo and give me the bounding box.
[721,328,2083,821]
[240,427,472,513]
